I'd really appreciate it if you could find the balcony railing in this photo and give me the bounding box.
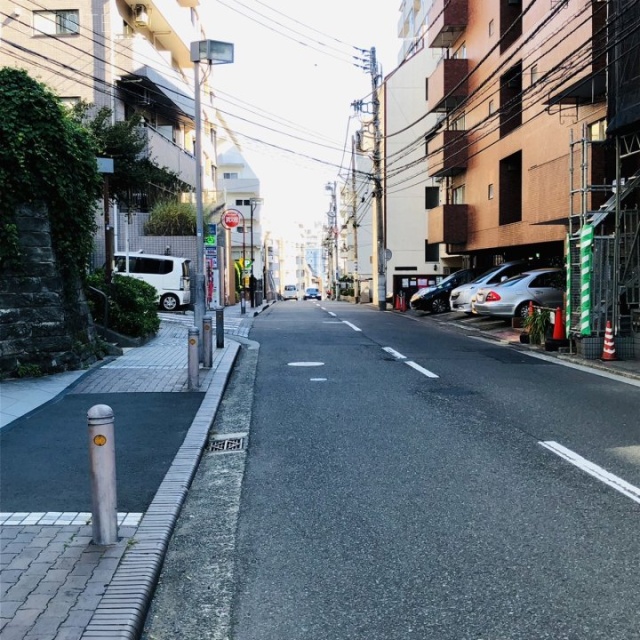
[428,0,468,49]
[428,204,468,245]
[428,58,469,112]
[143,126,196,187]
[428,130,468,178]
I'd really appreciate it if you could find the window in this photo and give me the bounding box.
[234,199,251,206]
[531,64,539,85]
[489,19,495,36]
[589,119,607,141]
[488,183,494,200]
[425,241,440,262]
[34,10,79,35]
[452,42,466,59]
[224,172,238,179]
[452,184,465,204]
[451,112,466,131]
[499,151,522,225]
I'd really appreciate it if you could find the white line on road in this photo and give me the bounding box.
[328,312,337,317]
[405,360,439,378]
[342,321,362,332]
[382,347,407,360]
[540,441,640,505]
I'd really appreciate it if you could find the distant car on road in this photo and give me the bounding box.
[282,284,298,300]
[450,260,536,314]
[409,269,477,314]
[303,287,322,300]
[473,268,565,318]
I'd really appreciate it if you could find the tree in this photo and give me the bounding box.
[0,68,100,279]
[71,103,191,211]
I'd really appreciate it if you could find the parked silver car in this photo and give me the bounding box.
[473,268,565,318]
[450,261,533,314]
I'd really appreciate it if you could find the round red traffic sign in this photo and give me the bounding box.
[221,209,242,229]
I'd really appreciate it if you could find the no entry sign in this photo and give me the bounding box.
[221,209,242,229]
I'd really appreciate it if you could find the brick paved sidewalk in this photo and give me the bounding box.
[0,310,251,640]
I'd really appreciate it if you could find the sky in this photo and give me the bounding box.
[203,0,401,237]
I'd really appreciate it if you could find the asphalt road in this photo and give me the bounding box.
[0,392,204,513]
[228,300,640,639]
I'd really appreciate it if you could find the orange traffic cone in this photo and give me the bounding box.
[601,320,617,361]
[400,293,407,312]
[552,307,566,341]
[394,294,400,310]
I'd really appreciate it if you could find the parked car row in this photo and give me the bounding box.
[409,261,565,319]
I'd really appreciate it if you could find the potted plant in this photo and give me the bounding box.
[520,307,551,345]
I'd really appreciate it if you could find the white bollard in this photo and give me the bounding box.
[203,315,212,368]
[188,326,200,390]
[88,404,117,546]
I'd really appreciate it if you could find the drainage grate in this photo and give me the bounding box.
[210,437,245,452]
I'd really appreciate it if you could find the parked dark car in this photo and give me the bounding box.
[409,269,477,313]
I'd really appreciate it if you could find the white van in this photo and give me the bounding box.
[113,252,191,311]
[282,284,298,301]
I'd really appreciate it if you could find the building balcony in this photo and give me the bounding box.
[428,204,468,245]
[122,1,199,67]
[143,125,196,187]
[428,58,469,112]
[427,130,468,178]
[116,36,195,123]
[428,0,468,49]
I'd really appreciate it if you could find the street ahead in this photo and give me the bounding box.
[230,300,640,640]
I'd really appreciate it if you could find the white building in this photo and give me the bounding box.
[216,143,264,305]
[1,0,220,260]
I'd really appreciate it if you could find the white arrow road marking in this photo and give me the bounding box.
[540,441,640,505]
[342,321,362,332]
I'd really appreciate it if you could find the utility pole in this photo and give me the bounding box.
[351,135,360,303]
[368,47,386,311]
[325,181,338,298]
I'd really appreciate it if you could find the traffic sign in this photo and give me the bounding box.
[221,209,242,229]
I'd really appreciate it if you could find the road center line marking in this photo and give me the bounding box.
[342,321,362,332]
[540,441,640,504]
[405,361,439,378]
[382,347,407,360]
[328,311,337,317]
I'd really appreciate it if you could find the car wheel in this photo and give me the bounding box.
[160,293,180,311]
[431,297,448,314]
[516,301,533,318]
[160,294,179,311]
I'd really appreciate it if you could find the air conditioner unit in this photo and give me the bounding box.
[134,5,149,28]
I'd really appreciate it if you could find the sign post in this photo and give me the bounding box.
[221,209,246,314]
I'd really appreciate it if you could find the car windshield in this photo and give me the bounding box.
[496,274,528,287]
[469,264,508,284]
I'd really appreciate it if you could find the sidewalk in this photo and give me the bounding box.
[0,301,267,640]
[425,310,640,382]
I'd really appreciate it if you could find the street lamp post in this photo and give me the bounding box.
[190,39,234,360]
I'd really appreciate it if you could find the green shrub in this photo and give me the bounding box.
[86,271,160,337]
[144,200,196,236]
[523,307,551,345]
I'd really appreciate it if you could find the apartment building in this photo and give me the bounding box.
[1,0,220,261]
[384,12,456,303]
[425,0,607,271]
